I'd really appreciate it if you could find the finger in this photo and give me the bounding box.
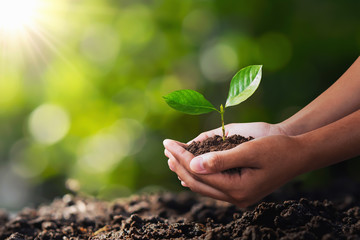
[168,159,174,171]
[167,158,233,203]
[168,161,188,187]
[163,139,194,172]
[189,128,223,143]
[164,139,188,150]
[165,139,241,192]
[190,141,258,174]
[164,149,174,159]
[181,181,188,187]
[164,149,170,158]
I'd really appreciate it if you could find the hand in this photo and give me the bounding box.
[164,134,309,207]
[189,122,288,143]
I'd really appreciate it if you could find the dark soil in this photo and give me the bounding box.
[1,185,360,240]
[186,134,254,174]
[1,135,360,239]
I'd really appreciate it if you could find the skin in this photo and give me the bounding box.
[163,56,360,208]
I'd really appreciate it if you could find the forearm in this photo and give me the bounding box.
[296,109,360,174]
[280,57,360,136]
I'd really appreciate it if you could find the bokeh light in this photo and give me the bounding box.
[77,119,144,173]
[28,104,70,145]
[182,9,216,43]
[80,24,121,66]
[200,42,238,82]
[116,4,155,50]
[10,139,48,178]
[0,165,30,209]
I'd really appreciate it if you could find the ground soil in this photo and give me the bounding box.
[1,188,360,240]
[186,134,254,174]
[1,135,360,239]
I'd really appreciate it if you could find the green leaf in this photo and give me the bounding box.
[163,89,217,115]
[225,65,262,108]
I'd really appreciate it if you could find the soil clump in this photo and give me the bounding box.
[186,134,254,174]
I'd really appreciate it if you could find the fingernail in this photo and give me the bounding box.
[163,139,169,147]
[190,156,206,173]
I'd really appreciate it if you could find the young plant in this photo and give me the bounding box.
[163,65,263,141]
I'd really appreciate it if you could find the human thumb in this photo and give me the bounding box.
[190,149,242,174]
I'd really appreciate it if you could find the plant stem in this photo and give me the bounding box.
[220,104,226,141]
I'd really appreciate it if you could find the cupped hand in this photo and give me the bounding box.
[189,122,288,143]
[164,134,310,207]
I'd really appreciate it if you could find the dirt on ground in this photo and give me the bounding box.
[1,189,360,239]
[1,135,360,239]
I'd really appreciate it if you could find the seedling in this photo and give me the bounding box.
[163,65,262,141]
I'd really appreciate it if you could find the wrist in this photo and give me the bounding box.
[292,134,316,175]
[273,121,294,136]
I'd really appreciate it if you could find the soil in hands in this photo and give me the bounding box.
[186,134,254,174]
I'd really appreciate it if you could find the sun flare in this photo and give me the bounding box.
[0,0,63,70]
[0,0,96,72]
[0,0,40,32]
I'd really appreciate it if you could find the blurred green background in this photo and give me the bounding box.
[0,0,359,210]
